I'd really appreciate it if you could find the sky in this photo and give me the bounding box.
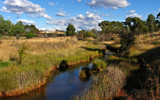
[0,0,160,31]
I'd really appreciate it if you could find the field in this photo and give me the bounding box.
[0,36,105,97]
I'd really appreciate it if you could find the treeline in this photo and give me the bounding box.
[99,14,160,39]
[75,13,160,54]
[0,15,39,38]
[75,13,160,40]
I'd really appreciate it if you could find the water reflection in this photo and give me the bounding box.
[0,61,94,100]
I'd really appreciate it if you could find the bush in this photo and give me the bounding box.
[18,44,28,64]
[79,67,91,79]
[92,60,107,72]
[26,33,35,39]
[119,32,135,52]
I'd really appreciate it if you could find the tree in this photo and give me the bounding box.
[99,21,123,34]
[85,31,97,38]
[147,14,156,33]
[0,16,5,35]
[98,21,110,34]
[24,24,39,36]
[11,21,25,38]
[66,23,76,36]
[3,20,12,35]
[157,13,160,19]
[126,17,132,28]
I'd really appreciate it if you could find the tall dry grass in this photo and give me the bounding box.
[74,66,126,100]
[0,36,105,95]
[0,36,80,61]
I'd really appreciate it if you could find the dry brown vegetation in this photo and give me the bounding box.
[0,36,98,61]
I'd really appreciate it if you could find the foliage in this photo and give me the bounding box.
[0,15,12,35]
[24,24,39,35]
[147,14,156,33]
[26,33,35,39]
[157,13,160,19]
[98,21,123,34]
[0,15,39,37]
[18,44,28,64]
[66,23,76,36]
[77,30,97,40]
[92,60,107,72]
[119,31,135,53]
[125,17,149,35]
[79,67,91,79]
[11,21,25,36]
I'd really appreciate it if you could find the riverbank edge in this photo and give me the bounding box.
[0,50,104,97]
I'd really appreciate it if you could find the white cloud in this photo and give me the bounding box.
[47,12,102,31]
[39,13,52,19]
[78,0,81,2]
[88,0,130,8]
[77,14,84,19]
[18,19,36,25]
[48,2,54,6]
[56,12,66,17]
[1,0,52,19]
[126,13,142,19]
[112,7,118,10]
[158,9,160,12]
[0,6,10,12]
[127,10,135,14]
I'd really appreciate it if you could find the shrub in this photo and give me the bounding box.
[79,67,91,79]
[18,44,28,64]
[119,32,135,52]
[26,33,35,39]
[92,60,107,72]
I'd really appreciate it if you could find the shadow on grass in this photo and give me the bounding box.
[104,44,121,53]
[59,60,69,71]
[106,45,160,97]
[124,46,160,94]
[81,46,106,55]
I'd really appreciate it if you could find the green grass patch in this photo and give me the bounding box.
[92,60,107,72]
[0,60,11,68]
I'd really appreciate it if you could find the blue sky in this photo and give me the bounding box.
[0,0,160,31]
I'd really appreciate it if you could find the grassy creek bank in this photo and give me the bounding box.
[75,32,160,100]
[0,37,106,97]
[104,32,160,99]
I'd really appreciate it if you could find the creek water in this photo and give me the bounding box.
[0,54,110,100]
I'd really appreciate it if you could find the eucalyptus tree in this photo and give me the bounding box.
[147,14,156,33]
